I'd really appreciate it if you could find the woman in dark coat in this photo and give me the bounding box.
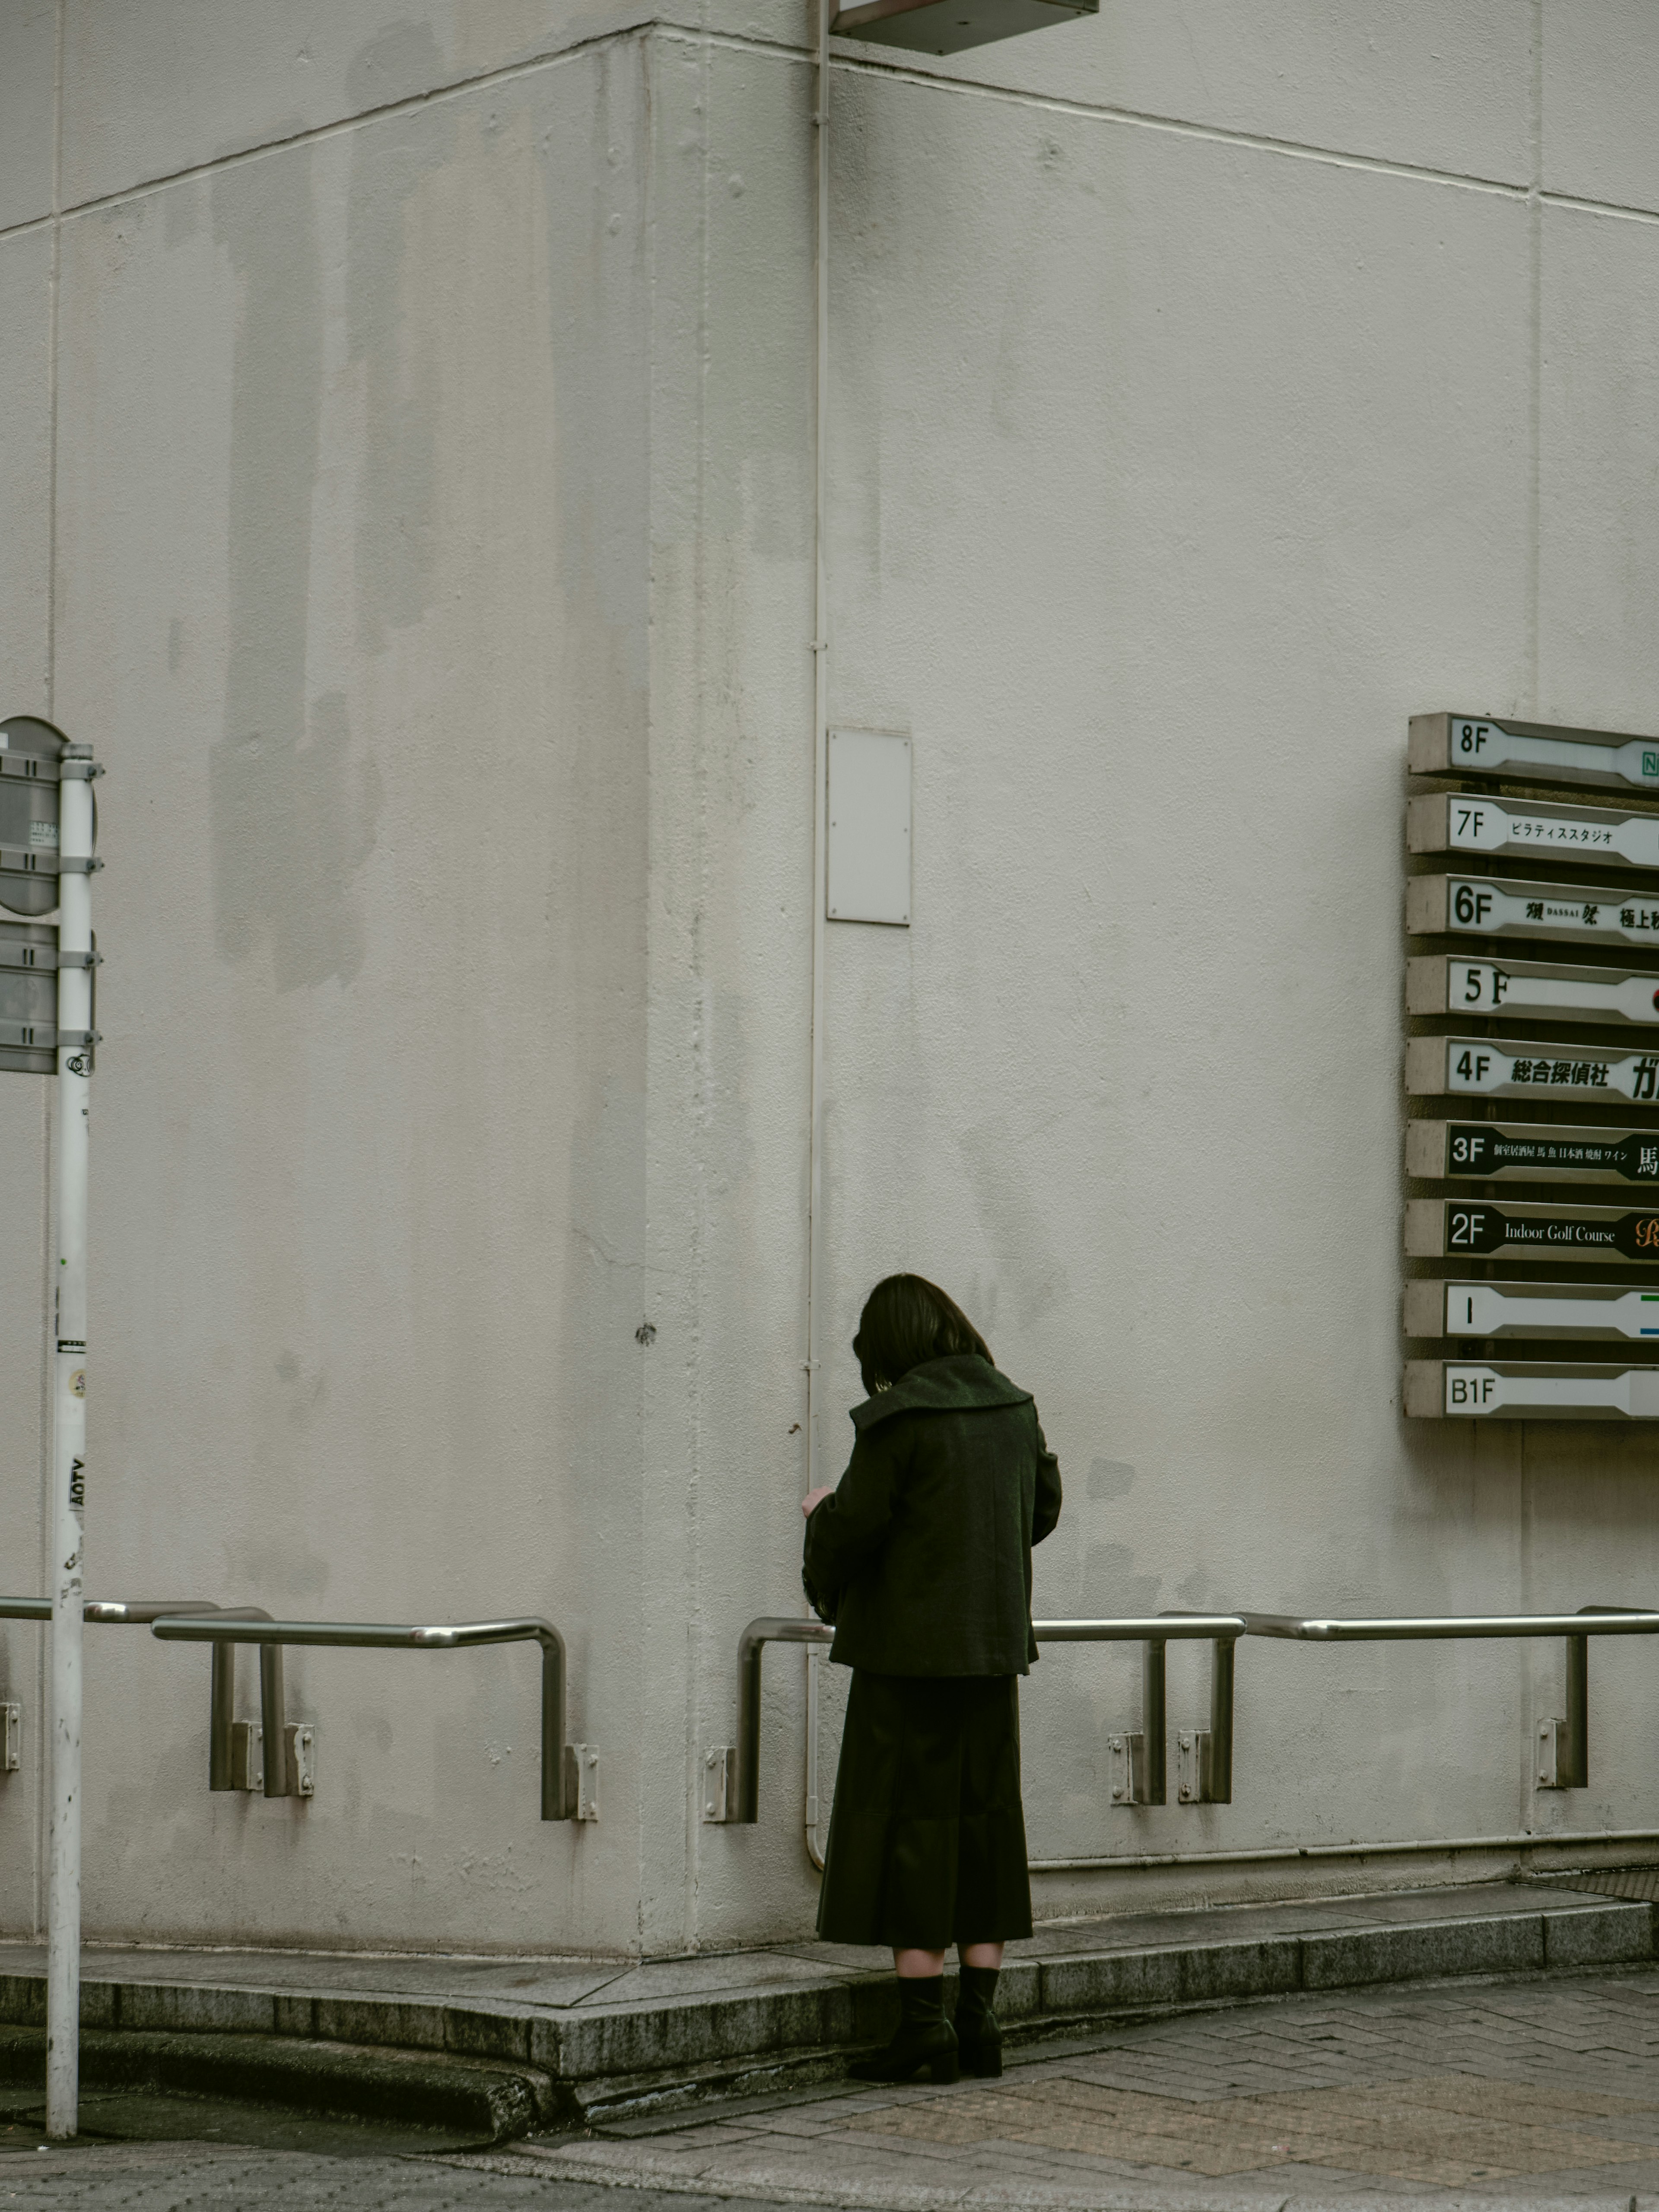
[801,1274,1062,2085]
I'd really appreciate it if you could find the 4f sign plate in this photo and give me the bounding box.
[1405,1034,1659,1103]
[1406,955,1659,1028]
[1407,1120,1659,1185]
[1407,876,1659,949]
[1409,712,1659,795]
[1405,1360,1659,1420]
[1407,791,1659,868]
[1405,1279,1659,1341]
[1405,1198,1659,1262]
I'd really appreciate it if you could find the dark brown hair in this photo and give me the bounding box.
[852,1274,992,1397]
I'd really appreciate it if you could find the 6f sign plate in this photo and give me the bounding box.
[1407,876,1659,948]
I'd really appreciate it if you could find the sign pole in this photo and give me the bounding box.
[45,744,94,2142]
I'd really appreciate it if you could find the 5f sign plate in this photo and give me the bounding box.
[1409,712,1659,795]
[1405,1360,1659,1420]
[1406,955,1659,1027]
[1407,792,1659,868]
[827,730,911,927]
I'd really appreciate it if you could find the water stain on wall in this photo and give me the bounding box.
[210,151,381,990]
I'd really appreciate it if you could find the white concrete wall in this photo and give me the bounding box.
[2,1,1658,1957]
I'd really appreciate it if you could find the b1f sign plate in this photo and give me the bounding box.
[827,731,911,927]
[1407,1120,1659,1185]
[1405,1278,1659,1341]
[1405,1198,1659,1263]
[1407,791,1659,869]
[1409,713,1659,795]
[1405,1034,1659,1103]
[1407,876,1659,949]
[1407,955,1659,1028]
[1406,1360,1659,1420]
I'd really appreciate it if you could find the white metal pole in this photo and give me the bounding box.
[46,745,93,2141]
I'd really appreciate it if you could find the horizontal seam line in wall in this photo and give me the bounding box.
[1029,1825,1659,1872]
[664,22,1659,224]
[0,17,658,243]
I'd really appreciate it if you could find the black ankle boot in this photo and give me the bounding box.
[954,1963,1002,2078]
[849,1974,959,2084]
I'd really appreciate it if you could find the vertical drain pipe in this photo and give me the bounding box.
[803,0,833,1872]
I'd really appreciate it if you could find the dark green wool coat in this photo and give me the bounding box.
[801,1354,1062,1677]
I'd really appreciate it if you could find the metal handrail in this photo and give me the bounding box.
[1242,1605,1659,1792]
[723,1611,1245,1826]
[150,1614,576,1820]
[0,1596,287,1795]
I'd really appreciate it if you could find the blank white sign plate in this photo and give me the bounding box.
[827,730,911,927]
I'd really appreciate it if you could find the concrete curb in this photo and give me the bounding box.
[0,1894,1650,2136]
[0,2023,557,2139]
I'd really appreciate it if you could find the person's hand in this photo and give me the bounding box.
[801,1485,833,1519]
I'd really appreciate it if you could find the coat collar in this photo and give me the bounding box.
[849,1353,1033,1430]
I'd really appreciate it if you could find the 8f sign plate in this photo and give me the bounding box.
[1405,1360,1659,1419]
[1409,712,1659,796]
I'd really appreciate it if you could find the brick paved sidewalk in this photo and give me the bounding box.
[496,1965,1659,2209]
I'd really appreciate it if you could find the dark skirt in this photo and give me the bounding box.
[815,1670,1033,1948]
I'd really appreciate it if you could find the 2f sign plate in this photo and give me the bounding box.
[827,731,911,927]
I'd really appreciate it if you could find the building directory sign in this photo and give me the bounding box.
[1406,954,1659,1027]
[1407,789,1659,868]
[1408,712,1659,795]
[1404,1279,1659,1341]
[1405,1034,1659,1102]
[1407,875,1659,948]
[1406,1120,1659,1184]
[1405,1360,1659,1419]
[1405,1198,1659,1262]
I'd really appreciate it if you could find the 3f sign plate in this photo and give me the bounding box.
[1405,1360,1659,1420]
[1407,791,1659,869]
[1407,1120,1659,1184]
[1409,712,1659,795]
[1406,955,1659,1028]
[827,731,911,927]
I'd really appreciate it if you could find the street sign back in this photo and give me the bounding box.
[1409,712,1659,795]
